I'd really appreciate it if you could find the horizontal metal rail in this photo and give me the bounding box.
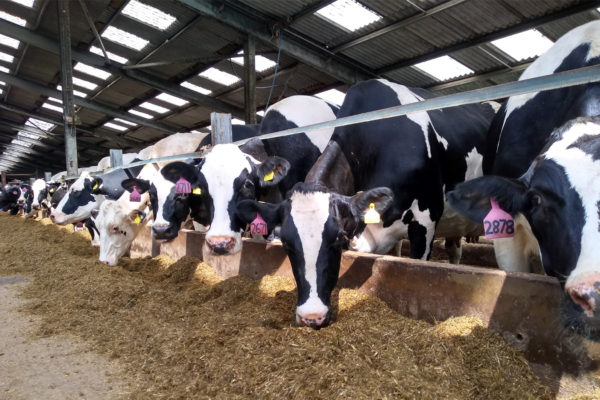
[88,64,600,178]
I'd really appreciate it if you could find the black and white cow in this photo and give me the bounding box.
[235,79,496,328]
[0,184,22,215]
[129,95,339,252]
[448,116,600,335]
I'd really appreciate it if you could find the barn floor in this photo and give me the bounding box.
[0,213,598,399]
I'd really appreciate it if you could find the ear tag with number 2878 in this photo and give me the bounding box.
[483,198,514,239]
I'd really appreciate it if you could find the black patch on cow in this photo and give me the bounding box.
[401,209,413,225]
[407,221,428,259]
[568,134,600,161]
[61,183,95,214]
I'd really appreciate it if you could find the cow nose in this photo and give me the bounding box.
[296,312,330,330]
[205,236,236,255]
[152,224,175,240]
[50,214,55,221]
[566,273,600,317]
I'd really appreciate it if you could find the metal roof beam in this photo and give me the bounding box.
[0,71,179,134]
[178,0,370,84]
[426,63,532,92]
[0,19,246,118]
[376,0,600,75]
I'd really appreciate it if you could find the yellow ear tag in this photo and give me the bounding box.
[364,203,381,224]
[134,214,141,224]
[263,170,275,182]
[192,187,202,195]
[92,182,98,190]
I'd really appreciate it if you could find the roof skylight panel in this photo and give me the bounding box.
[0,11,27,26]
[0,34,19,49]
[72,77,98,91]
[74,62,111,80]
[104,122,129,132]
[231,118,245,125]
[102,26,149,51]
[57,84,88,98]
[413,55,474,81]
[128,109,153,119]
[491,29,554,62]
[199,68,240,86]
[47,97,62,104]
[231,51,277,72]
[26,118,53,131]
[12,139,32,148]
[315,0,382,32]
[114,118,137,127]
[9,0,35,8]
[90,46,129,64]
[0,66,9,73]
[41,102,63,113]
[19,130,41,140]
[180,81,211,95]
[0,52,15,63]
[155,93,188,107]
[121,0,176,31]
[315,89,346,106]
[139,102,170,114]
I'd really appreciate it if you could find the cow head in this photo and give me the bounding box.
[0,185,20,211]
[51,172,103,225]
[236,183,393,328]
[159,144,290,253]
[447,117,600,334]
[31,178,49,210]
[95,198,148,266]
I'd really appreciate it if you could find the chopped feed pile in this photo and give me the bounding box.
[0,213,556,399]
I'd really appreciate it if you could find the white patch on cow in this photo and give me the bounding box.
[408,199,436,259]
[351,219,408,254]
[290,191,331,319]
[152,171,175,228]
[201,144,257,253]
[265,95,336,153]
[52,172,105,225]
[150,132,208,168]
[31,179,46,207]
[379,79,448,158]
[545,120,600,284]
[502,21,600,132]
[493,214,540,273]
[463,147,484,182]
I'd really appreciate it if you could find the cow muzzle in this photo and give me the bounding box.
[205,236,236,255]
[296,310,331,330]
[152,224,177,241]
[566,272,600,317]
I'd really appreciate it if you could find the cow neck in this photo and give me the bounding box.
[305,140,354,195]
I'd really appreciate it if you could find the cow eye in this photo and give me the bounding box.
[244,180,254,189]
[112,225,119,233]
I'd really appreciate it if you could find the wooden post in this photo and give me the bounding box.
[109,149,123,167]
[210,112,233,145]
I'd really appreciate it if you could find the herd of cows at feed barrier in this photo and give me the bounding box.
[1,21,599,343]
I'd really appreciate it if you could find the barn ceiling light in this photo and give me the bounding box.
[315,89,346,106]
[41,102,62,113]
[0,51,15,63]
[47,97,62,104]
[128,109,153,119]
[414,55,474,81]
[0,11,27,26]
[26,118,53,131]
[8,0,35,8]
[12,139,32,148]
[74,62,111,80]
[231,51,276,72]
[104,122,129,132]
[114,118,137,127]
[89,46,128,64]
[199,68,240,86]
[0,66,9,73]
[0,34,19,49]
[491,29,553,62]
[315,0,382,32]
[57,84,88,98]
[121,0,176,31]
[156,93,188,107]
[102,26,149,51]
[180,81,211,95]
[139,101,170,114]
[72,77,98,91]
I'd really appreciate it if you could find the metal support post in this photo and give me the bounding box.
[244,35,257,124]
[44,172,52,182]
[210,113,233,145]
[109,149,123,167]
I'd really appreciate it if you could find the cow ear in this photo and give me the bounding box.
[257,156,290,187]
[128,209,147,225]
[446,176,528,223]
[122,178,150,194]
[349,187,394,222]
[161,161,199,184]
[90,177,103,194]
[236,199,283,232]
[90,209,99,219]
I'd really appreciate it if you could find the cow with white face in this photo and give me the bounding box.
[148,95,339,250]
[235,79,496,328]
[448,116,600,335]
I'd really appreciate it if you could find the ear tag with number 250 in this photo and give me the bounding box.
[483,198,514,239]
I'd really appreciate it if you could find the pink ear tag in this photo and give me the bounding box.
[129,186,141,202]
[250,212,268,236]
[483,198,514,239]
[175,177,191,194]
